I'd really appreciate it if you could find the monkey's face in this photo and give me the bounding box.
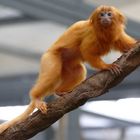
[98,10,113,27]
[90,6,126,29]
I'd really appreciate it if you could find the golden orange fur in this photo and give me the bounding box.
[0,5,136,133]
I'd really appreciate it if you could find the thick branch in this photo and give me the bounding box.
[0,43,140,140]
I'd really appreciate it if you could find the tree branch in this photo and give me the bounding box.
[0,43,140,140]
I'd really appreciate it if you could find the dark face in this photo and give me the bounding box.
[99,11,113,27]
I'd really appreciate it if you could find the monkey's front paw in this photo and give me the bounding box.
[123,48,131,53]
[106,63,122,75]
[0,123,9,133]
[0,128,6,134]
[55,92,67,97]
[35,100,47,114]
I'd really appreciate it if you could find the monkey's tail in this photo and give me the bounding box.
[0,101,35,133]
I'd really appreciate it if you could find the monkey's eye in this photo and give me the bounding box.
[100,12,105,17]
[107,12,112,16]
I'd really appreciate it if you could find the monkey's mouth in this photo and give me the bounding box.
[100,19,112,26]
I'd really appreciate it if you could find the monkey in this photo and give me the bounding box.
[0,5,136,133]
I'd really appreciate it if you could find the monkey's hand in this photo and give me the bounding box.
[55,92,67,97]
[35,100,47,114]
[103,63,121,75]
[121,46,133,53]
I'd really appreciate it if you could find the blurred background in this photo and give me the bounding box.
[0,0,140,140]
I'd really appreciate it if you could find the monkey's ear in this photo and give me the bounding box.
[111,6,126,25]
[117,11,126,24]
[89,11,96,23]
[89,5,104,24]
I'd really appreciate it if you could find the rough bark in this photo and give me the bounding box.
[0,43,140,140]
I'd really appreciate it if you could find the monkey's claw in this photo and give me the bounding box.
[35,100,47,114]
[123,48,131,53]
[109,64,121,75]
[56,92,67,97]
[108,63,122,75]
[0,123,9,133]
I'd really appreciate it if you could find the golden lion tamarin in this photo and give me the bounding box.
[0,5,136,133]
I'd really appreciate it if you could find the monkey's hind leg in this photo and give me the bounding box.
[30,52,62,113]
[0,52,61,133]
[55,63,87,95]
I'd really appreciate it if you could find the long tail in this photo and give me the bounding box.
[0,101,35,133]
